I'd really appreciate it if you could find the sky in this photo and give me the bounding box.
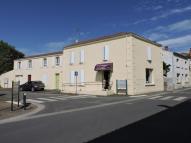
[0,0,191,55]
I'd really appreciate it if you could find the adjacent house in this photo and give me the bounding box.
[162,48,190,90]
[62,32,164,95]
[0,51,63,90]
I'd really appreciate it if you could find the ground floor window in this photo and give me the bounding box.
[146,68,153,84]
[177,73,180,83]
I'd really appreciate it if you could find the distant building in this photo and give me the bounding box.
[0,51,63,90]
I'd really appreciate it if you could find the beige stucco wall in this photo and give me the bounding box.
[62,36,134,95]
[0,70,15,88]
[62,35,164,95]
[131,37,164,94]
[0,53,63,90]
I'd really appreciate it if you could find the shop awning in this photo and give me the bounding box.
[94,63,113,71]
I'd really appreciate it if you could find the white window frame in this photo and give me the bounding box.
[80,49,85,64]
[70,52,75,65]
[43,58,47,67]
[147,47,152,61]
[80,69,85,85]
[55,56,60,66]
[146,68,153,84]
[70,71,75,84]
[17,62,21,69]
[28,60,32,69]
[103,45,109,61]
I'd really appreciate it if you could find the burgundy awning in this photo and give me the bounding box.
[94,63,113,71]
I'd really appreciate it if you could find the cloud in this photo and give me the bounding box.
[148,33,169,41]
[153,5,163,10]
[159,35,191,48]
[150,6,191,21]
[168,19,191,31]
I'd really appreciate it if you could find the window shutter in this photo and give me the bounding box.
[80,49,85,63]
[147,47,152,61]
[70,52,75,64]
[70,71,75,84]
[104,46,109,61]
[80,69,85,84]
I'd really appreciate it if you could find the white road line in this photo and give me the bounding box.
[160,96,174,100]
[37,98,58,102]
[130,95,148,98]
[27,99,44,103]
[148,96,163,99]
[48,97,68,100]
[6,101,23,105]
[173,97,188,101]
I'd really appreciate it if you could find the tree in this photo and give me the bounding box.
[163,62,171,77]
[0,40,24,75]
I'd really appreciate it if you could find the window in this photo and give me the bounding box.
[147,47,152,61]
[146,68,153,84]
[28,60,32,69]
[17,62,21,69]
[185,74,188,82]
[80,69,85,85]
[176,59,179,62]
[43,58,47,67]
[185,61,187,64]
[80,49,85,64]
[103,45,109,61]
[70,71,75,84]
[55,56,60,66]
[70,52,75,64]
[177,73,180,83]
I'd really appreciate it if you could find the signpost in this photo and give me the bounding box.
[11,81,20,111]
[74,71,78,95]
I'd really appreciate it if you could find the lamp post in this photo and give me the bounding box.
[74,71,78,95]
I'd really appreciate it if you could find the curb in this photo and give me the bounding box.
[0,102,45,125]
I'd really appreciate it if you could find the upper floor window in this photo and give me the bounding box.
[147,47,152,61]
[17,62,21,69]
[70,52,75,65]
[28,60,32,69]
[80,49,85,64]
[43,58,47,67]
[55,56,60,66]
[103,45,109,61]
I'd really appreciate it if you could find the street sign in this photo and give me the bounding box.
[74,71,78,76]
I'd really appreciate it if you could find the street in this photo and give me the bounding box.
[0,89,191,143]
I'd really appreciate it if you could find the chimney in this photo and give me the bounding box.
[164,46,169,51]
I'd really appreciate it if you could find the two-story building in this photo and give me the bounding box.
[62,32,164,95]
[162,48,190,90]
[0,51,63,90]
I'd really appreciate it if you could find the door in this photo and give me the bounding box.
[28,75,31,82]
[103,71,110,90]
[55,73,60,90]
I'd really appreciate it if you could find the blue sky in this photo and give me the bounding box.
[0,0,191,55]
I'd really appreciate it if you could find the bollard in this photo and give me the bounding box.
[23,93,27,110]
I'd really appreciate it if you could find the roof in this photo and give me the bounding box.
[173,52,188,60]
[64,32,162,49]
[16,51,63,60]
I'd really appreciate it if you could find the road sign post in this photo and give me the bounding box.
[75,71,78,95]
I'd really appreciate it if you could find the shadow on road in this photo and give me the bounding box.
[88,99,191,143]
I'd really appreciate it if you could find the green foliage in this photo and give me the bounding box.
[0,40,24,75]
[163,62,171,77]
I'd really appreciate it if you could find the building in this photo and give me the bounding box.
[162,48,190,90]
[0,51,63,90]
[62,32,164,95]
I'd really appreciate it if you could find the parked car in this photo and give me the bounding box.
[20,81,45,92]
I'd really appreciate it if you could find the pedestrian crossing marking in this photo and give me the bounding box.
[160,96,174,100]
[149,96,163,99]
[27,99,45,103]
[37,98,58,102]
[173,97,187,101]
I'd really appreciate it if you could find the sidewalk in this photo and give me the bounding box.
[0,100,37,120]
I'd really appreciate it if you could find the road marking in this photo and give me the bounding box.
[148,96,163,99]
[160,96,174,100]
[6,101,23,105]
[37,98,58,102]
[173,97,188,101]
[49,97,68,100]
[27,99,44,103]
[130,95,148,98]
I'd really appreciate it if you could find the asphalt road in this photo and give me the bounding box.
[0,89,191,143]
